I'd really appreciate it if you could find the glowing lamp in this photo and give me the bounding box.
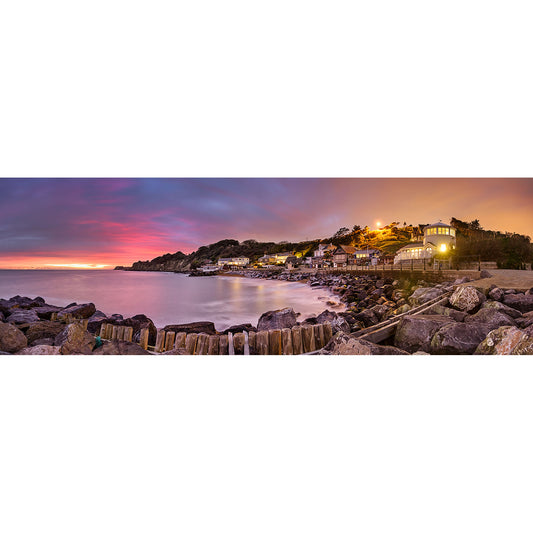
[440,244,447,252]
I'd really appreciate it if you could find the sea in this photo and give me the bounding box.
[0,270,340,330]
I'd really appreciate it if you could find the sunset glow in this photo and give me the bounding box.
[0,178,531,269]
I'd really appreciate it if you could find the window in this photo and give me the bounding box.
[450,228,456,236]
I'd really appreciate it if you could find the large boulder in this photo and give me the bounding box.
[464,308,516,330]
[516,311,533,329]
[0,322,28,353]
[323,332,409,355]
[164,321,216,335]
[502,293,533,314]
[257,308,297,331]
[488,287,504,301]
[32,305,62,320]
[221,323,257,335]
[16,345,61,355]
[92,340,151,355]
[394,315,453,353]
[330,315,351,334]
[409,287,446,306]
[25,321,66,344]
[6,309,40,324]
[430,322,490,355]
[481,300,522,319]
[55,323,96,354]
[57,302,96,320]
[352,308,379,327]
[475,326,533,355]
[449,286,486,313]
[316,309,337,323]
[86,311,109,334]
[420,304,466,322]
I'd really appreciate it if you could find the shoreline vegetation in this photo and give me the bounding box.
[1,269,533,355]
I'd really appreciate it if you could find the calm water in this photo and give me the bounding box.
[0,270,339,330]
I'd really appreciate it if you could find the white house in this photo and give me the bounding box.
[217,256,250,267]
[394,221,456,263]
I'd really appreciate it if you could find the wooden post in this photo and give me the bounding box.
[165,331,176,351]
[301,325,316,353]
[281,328,294,355]
[291,326,303,354]
[184,333,198,354]
[112,325,119,340]
[269,329,282,355]
[174,332,186,350]
[313,323,325,349]
[51,312,57,322]
[207,335,219,355]
[124,326,133,342]
[323,322,333,345]
[218,335,229,355]
[139,328,149,350]
[228,332,235,355]
[105,323,114,340]
[248,331,257,355]
[99,323,107,339]
[195,334,209,355]
[255,330,270,355]
[155,329,166,353]
[233,333,245,355]
[243,331,250,355]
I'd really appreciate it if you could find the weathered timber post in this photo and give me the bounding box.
[118,326,126,340]
[218,335,229,355]
[301,325,315,353]
[105,323,114,340]
[313,323,325,350]
[99,323,107,339]
[184,333,198,354]
[207,335,219,355]
[174,332,186,350]
[323,322,333,345]
[233,332,245,355]
[195,333,209,355]
[228,332,235,355]
[281,328,293,355]
[291,326,303,354]
[51,312,58,322]
[243,331,250,355]
[139,328,149,350]
[155,329,166,353]
[165,331,176,351]
[111,325,119,340]
[248,331,257,355]
[255,330,270,355]
[124,326,133,342]
[269,329,282,355]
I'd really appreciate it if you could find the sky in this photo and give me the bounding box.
[0,178,531,269]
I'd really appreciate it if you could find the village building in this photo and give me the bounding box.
[257,252,295,266]
[217,256,250,267]
[332,245,357,267]
[394,221,456,264]
[353,249,380,265]
[200,264,220,273]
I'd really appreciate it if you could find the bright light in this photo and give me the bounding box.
[376,221,381,228]
[439,244,447,252]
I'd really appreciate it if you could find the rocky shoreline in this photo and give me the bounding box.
[1,271,533,354]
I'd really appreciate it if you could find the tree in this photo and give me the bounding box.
[333,227,350,239]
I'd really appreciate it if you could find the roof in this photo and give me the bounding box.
[334,245,357,254]
[353,248,380,254]
[424,220,452,229]
[396,242,436,253]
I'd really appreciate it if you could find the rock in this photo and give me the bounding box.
[330,315,351,334]
[480,270,492,279]
[164,321,217,335]
[408,287,446,306]
[464,308,516,330]
[86,311,109,334]
[393,304,411,315]
[316,310,337,323]
[221,323,257,335]
[352,308,379,327]
[257,308,297,331]
[57,302,96,320]
[502,293,533,314]
[475,326,533,355]
[412,351,431,355]
[160,347,188,355]
[32,305,63,319]
[55,323,96,354]
[453,277,471,285]
[394,315,454,353]
[481,300,522,319]
[488,287,504,301]
[0,322,28,353]
[6,309,40,324]
[29,338,55,347]
[0,311,4,322]
[25,321,66,344]
[430,322,490,354]
[516,311,533,329]
[449,285,486,313]
[92,340,151,355]
[323,332,409,355]
[16,345,61,355]
[420,304,466,322]
[369,304,390,321]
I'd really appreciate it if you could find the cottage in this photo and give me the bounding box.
[353,248,380,265]
[394,221,456,264]
[217,256,250,267]
[332,245,357,267]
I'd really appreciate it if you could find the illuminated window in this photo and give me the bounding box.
[450,228,456,236]
[440,244,447,252]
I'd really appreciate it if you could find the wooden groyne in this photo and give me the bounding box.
[98,322,334,355]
